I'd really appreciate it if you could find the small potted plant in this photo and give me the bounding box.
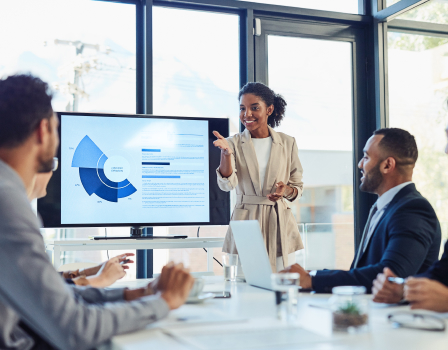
[333,301,368,331]
[331,286,369,333]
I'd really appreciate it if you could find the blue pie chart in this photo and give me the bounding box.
[71,135,137,202]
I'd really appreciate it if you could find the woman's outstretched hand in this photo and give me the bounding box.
[267,181,288,202]
[213,131,233,156]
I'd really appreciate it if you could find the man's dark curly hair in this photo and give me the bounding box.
[373,128,418,167]
[0,74,54,148]
[238,82,287,128]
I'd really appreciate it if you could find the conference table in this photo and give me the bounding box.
[108,276,448,350]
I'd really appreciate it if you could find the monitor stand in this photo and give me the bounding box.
[130,226,146,237]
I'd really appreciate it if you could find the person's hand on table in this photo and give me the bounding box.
[282,263,312,289]
[404,277,448,312]
[123,262,169,301]
[124,262,194,310]
[213,131,233,156]
[372,267,404,304]
[158,262,194,310]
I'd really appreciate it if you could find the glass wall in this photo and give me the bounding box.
[388,29,448,249]
[153,7,240,135]
[153,7,240,274]
[268,36,355,269]
[0,0,379,277]
[0,0,136,113]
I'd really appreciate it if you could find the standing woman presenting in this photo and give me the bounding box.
[213,82,304,272]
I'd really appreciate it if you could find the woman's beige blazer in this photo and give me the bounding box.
[217,126,304,271]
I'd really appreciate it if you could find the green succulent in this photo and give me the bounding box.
[337,302,361,315]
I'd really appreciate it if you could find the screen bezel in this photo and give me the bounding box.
[38,112,230,228]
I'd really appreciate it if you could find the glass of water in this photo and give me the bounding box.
[222,253,238,281]
[271,273,300,325]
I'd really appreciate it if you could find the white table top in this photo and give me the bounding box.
[46,237,224,245]
[109,276,448,350]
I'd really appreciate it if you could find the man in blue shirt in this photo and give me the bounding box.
[285,128,441,293]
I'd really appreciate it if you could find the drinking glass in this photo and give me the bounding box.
[222,253,238,281]
[271,273,300,324]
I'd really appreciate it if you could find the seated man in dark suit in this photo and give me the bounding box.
[372,127,448,311]
[285,128,441,293]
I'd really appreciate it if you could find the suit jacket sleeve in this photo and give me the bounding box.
[416,241,448,286]
[286,138,304,202]
[0,185,169,350]
[312,198,437,293]
[216,137,238,191]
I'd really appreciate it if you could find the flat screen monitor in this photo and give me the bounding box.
[38,112,230,228]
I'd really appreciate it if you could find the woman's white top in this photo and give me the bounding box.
[251,136,273,190]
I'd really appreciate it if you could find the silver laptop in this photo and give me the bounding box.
[229,220,273,290]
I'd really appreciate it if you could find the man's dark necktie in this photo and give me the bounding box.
[353,203,378,268]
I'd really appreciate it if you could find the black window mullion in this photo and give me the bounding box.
[136,0,154,278]
[146,0,154,115]
[137,0,153,115]
[389,19,448,37]
[240,8,254,88]
[136,0,145,114]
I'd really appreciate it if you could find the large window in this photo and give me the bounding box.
[153,7,240,135]
[267,35,355,270]
[388,29,448,247]
[0,0,392,278]
[0,0,136,113]
[153,7,240,274]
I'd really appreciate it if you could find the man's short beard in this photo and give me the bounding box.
[37,155,54,173]
[37,142,55,173]
[360,162,383,194]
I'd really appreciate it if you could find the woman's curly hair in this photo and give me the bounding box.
[238,82,287,128]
